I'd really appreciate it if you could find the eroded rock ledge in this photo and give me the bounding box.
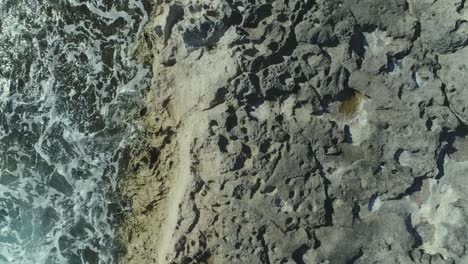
[119,0,468,263]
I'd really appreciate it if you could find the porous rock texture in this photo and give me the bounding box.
[119,0,468,263]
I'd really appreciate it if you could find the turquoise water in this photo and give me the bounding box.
[0,0,149,263]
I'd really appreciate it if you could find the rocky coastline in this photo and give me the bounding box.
[119,0,468,263]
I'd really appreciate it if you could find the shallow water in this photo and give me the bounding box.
[0,0,150,263]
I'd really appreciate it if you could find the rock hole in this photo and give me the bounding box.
[139,107,147,117]
[241,144,252,158]
[344,125,353,144]
[292,245,310,264]
[244,4,272,28]
[225,10,243,26]
[261,185,277,194]
[154,25,163,38]
[279,72,292,85]
[206,10,218,17]
[149,147,160,166]
[352,203,361,223]
[218,135,229,153]
[211,88,228,107]
[386,56,399,73]
[164,5,185,45]
[268,42,279,52]
[233,156,246,170]
[209,120,218,127]
[426,118,433,131]
[260,140,271,153]
[393,148,404,165]
[405,215,423,248]
[350,30,367,59]
[225,108,238,132]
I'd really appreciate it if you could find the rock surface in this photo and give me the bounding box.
[119,0,468,263]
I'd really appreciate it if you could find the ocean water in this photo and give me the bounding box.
[0,0,150,263]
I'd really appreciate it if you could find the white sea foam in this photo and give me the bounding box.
[0,0,149,263]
